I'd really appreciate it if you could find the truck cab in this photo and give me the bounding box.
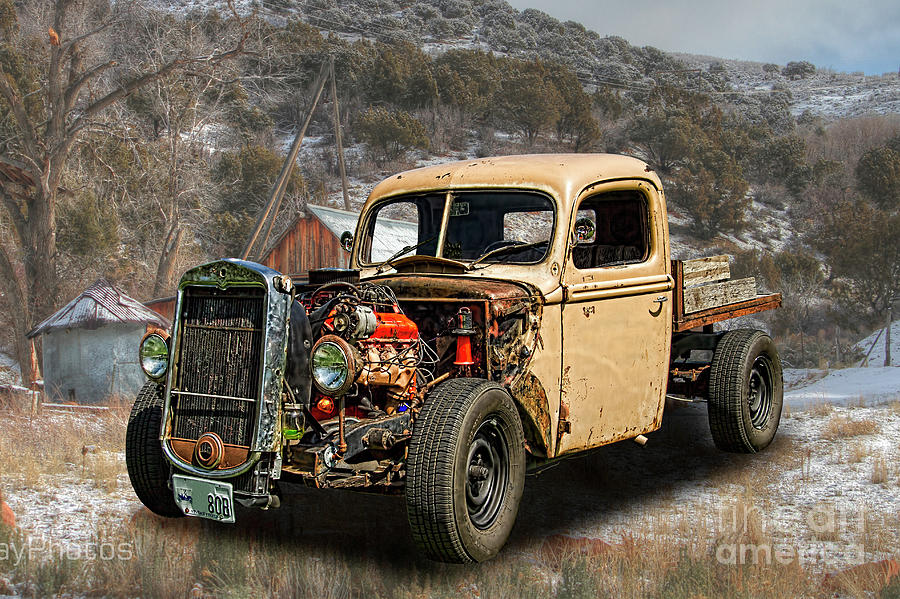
[128,154,783,564]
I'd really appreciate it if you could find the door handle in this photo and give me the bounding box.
[653,296,668,303]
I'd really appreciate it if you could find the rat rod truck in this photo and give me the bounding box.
[127,153,783,563]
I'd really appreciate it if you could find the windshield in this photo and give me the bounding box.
[360,191,555,266]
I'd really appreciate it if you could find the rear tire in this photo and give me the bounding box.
[406,378,525,563]
[126,382,183,518]
[708,329,783,453]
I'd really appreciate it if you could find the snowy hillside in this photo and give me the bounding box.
[150,0,900,121]
[674,53,900,120]
[855,319,900,367]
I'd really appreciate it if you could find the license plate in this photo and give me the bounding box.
[172,474,236,523]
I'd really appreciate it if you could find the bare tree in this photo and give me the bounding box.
[0,0,246,383]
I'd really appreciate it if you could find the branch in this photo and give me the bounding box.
[64,60,117,113]
[60,20,115,54]
[68,31,249,136]
[0,184,27,242]
[0,72,42,167]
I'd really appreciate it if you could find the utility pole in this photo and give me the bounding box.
[242,57,353,261]
[241,62,330,261]
[329,56,351,211]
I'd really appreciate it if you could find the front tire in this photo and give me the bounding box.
[126,382,183,518]
[406,378,525,563]
[708,329,783,453]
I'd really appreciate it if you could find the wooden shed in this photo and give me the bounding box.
[260,204,354,276]
[144,205,358,319]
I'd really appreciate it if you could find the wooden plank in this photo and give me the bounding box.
[683,277,757,313]
[674,294,782,332]
[672,260,684,324]
[681,255,730,287]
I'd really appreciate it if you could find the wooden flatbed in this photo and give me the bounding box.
[671,256,782,333]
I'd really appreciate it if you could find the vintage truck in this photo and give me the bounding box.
[127,153,783,563]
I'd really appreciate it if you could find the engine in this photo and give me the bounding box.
[296,279,423,426]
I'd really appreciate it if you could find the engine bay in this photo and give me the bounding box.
[277,268,541,488]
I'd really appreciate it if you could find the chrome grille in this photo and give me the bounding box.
[172,286,266,447]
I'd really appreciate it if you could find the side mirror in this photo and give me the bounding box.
[573,217,596,246]
[340,231,353,252]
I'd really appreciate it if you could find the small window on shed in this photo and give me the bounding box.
[571,190,650,270]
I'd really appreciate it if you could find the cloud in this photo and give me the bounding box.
[505,0,900,74]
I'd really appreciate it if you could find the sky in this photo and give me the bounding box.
[504,0,900,75]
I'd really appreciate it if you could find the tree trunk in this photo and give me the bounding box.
[21,187,60,327]
[886,306,893,367]
[153,226,183,298]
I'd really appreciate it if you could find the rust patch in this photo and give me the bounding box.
[556,398,571,448]
[376,274,533,301]
[582,306,595,318]
[169,438,250,470]
[510,372,552,456]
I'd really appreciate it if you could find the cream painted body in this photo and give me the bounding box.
[555,180,673,455]
[352,154,676,460]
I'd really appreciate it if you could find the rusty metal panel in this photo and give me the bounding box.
[145,296,176,322]
[28,279,169,337]
[525,303,562,457]
[674,294,783,332]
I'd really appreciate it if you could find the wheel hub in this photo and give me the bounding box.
[748,355,774,430]
[465,419,509,530]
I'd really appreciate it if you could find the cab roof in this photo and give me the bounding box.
[365,153,662,209]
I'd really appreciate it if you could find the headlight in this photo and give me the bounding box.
[139,333,169,380]
[311,335,359,396]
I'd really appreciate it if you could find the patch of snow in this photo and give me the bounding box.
[0,353,20,386]
[785,366,900,408]
[854,320,900,367]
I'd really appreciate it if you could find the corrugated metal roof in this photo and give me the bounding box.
[307,204,417,262]
[27,279,169,338]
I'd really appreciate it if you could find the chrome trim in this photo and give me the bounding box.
[170,390,257,404]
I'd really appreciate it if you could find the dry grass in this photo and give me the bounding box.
[810,401,835,417]
[872,455,889,485]
[0,400,128,492]
[8,514,810,599]
[822,414,880,440]
[0,401,890,598]
[848,442,871,464]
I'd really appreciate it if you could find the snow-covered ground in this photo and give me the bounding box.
[785,367,900,409]
[780,320,900,408]
[675,53,900,120]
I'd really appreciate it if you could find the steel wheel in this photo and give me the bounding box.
[748,355,774,430]
[466,418,509,529]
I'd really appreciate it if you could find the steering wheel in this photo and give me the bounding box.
[483,239,526,253]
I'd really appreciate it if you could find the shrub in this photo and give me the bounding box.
[354,106,429,166]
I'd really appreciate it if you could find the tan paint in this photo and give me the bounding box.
[555,180,672,456]
[522,302,562,456]
[353,155,672,459]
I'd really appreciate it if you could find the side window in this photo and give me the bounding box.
[571,191,650,270]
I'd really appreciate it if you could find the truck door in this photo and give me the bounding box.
[556,181,673,456]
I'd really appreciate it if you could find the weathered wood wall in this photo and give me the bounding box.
[261,214,348,277]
